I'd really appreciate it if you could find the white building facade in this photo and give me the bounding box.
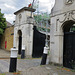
[13,7,35,58]
[50,0,75,67]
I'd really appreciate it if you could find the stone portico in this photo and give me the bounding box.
[50,0,75,67]
[13,7,35,58]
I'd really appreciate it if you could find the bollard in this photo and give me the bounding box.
[21,46,25,59]
[40,47,49,65]
[9,47,18,72]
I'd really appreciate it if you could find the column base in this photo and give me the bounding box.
[49,62,63,66]
[25,55,32,58]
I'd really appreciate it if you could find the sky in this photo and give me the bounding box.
[0,0,55,24]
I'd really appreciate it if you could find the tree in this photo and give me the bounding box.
[0,9,7,35]
[34,12,50,32]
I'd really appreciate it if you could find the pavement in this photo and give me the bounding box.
[0,49,75,75]
[21,65,75,75]
[0,49,10,59]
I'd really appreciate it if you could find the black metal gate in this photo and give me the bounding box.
[32,26,46,58]
[63,32,75,69]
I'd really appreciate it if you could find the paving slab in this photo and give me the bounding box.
[0,49,74,75]
[0,49,10,58]
[20,65,75,75]
[0,59,75,75]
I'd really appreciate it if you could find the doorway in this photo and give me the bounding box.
[63,20,75,69]
[18,30,22,55]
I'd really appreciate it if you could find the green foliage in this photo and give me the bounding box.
[70,26,75,32]
[0,28,4,34]
[0,73,5,75]
[0,9,7,35]
[34,13,50,32]
[34,13,50,23]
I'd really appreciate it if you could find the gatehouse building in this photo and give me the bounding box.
[50,0,75,69]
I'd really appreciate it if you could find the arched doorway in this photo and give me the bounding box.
[18,30,22,55]
[63,20,75,69]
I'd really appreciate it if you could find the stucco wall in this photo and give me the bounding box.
[14,8,34,58]
[50,0,75,65]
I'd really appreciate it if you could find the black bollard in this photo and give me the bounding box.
[9,47,18,72]
[21,50,25,59]
[21,46,25,59]
[41,47,48,65]
[9,58,17,72]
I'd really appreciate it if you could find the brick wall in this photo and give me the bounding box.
[0,26,14,51]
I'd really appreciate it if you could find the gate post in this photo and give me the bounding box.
[40,46,49,65]
[9,47,18,72]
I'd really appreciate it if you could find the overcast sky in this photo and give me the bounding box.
[0,0,55,24]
